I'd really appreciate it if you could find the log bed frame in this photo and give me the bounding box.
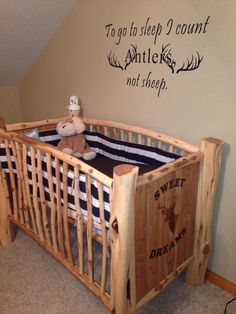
[0,109,224,313]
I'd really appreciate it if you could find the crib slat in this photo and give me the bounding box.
[157,141,162,149]
[103,126,108,136]
[37,150,51,245]
[97,182,107,294]
[128,131,133,142]
[62,162,73,263]
[74,167,84,274]
[85,174,94,283]
[10,141,24,224]
[108,187,114,306]
[4,140,18,220]
[147,136,152,146]
[55,157,65,258]
[137,134,142,144]
[30,147,44,241]
[168,145,174,153]
[16,142,30,228]
[22,144,37,233]
[120,129,124,141]
[46,153,58,252]
[112,128,118,139]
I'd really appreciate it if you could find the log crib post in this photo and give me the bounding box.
[185,137,224,286]
[0,166,14,246]
[0,117,6,130]
[0,117,14,246]
[110,164,139,314]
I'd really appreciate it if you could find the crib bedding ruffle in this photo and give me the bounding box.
[0,129,181,231]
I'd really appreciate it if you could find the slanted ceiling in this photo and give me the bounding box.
[0,0,76,86]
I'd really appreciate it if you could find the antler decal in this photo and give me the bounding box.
[176,51,203,74]
[107,44,137,71]
[161,44,176,74]
[107,45,203,75]
[107,51,124,70]
[124,44,137,70]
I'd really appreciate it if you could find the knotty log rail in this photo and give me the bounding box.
[0,115,224,314]
[185,137,224,285]
[110,165,139,313]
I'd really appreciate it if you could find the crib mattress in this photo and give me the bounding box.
[85,154,158,177]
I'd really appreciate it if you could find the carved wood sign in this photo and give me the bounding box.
[135,163,200,301]
[105,16,210,97]
[150,177,187,258]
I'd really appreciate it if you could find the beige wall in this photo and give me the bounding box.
[21,0,236,283]
[0,86,22,123]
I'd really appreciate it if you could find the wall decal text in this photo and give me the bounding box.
[105,16,210,97]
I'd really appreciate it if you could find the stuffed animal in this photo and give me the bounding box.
[56,116,96,160]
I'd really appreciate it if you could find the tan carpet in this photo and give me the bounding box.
[0,230,235,314]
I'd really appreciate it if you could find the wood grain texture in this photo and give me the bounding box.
[135,162,200,302]
[110,165,139,314]
[185,138,224,286]
[0,166,13,246]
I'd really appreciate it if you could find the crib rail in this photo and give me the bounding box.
[6,116,68,133]
[6,116,198,156]
[83,117,198,156]
[0,129,114,310]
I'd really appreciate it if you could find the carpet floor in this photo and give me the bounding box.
[0,230,235,314]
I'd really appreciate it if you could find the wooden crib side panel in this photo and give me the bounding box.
[83,118,198,155]
[135,161,200,304]
[0,130,114,311]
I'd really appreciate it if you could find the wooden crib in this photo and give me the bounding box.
[0,112,223,314]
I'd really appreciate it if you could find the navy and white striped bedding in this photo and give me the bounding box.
[0,129,181,230]
[0,143,110,231]
[38,129,180,167]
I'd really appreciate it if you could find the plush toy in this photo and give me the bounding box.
[56,116,96,160]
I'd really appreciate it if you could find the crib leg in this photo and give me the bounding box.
[185,137,224,286]
[110,164,139,314]
[0,167,14,246]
